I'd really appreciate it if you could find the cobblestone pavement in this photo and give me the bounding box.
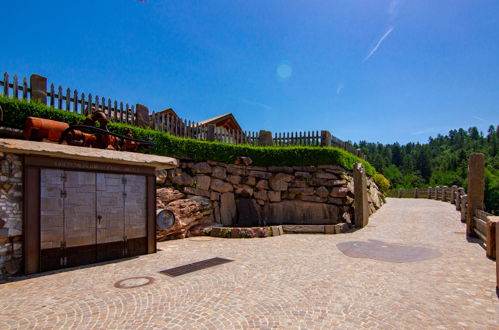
[1,199,498,329]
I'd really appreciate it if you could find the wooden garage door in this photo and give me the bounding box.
[40,170,147,271]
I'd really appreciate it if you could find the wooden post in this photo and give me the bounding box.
[496,220,499,290]
[353,163,369,228]
[30,74,47,105]
[460,195,467,223]
[450,185,458,204]
[427,187,431,199]
[135,104,149,127]
[320,130,332,147]
[442,186,448,201]
[206,124,216,141]
[414,188,418,198]
[456,188,463,211]
[259,130,273,146]
[485,215,498,259]
[466,153,485,237]
[397,189,401,198]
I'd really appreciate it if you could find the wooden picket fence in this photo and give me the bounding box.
[0,71,366,158]
[1,72,136,124]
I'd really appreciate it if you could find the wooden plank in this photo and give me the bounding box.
[50,83,55,107]
[477,209,493,221]
[3,72,8,97]
[95,96,100,113]
[87,93,92,115]
[473,228,487,243]
[66,88,71,111]
[80,92,85,115]
[474,216,488,235]
[22,77,28,100]
[58,86,63,109]
[24,165,41,274]
[13,75,18,98]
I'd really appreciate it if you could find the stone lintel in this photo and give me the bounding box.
[0,138,178,170]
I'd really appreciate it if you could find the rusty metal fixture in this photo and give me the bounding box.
[83,110,109,131]
[23,117,70,142]
[60,125,154,150]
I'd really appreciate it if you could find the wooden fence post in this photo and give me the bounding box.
[442,186,448,201]
[30,74,47,105]
[414,188,418,198]
[427,187,431,199]
[496,221,499,290]
[450,185,457,204]
[206,124,216,142]
[259,130,273,146]
[320,130,331,147]
[397,189,401,198]
[353,163,369,228]
[466,153,485,237]
[135,104,149,127]
[456,188,463,211]
[460,195,467,223]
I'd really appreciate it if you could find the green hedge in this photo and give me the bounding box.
[0,96,376,176]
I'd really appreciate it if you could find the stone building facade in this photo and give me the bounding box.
[0,152,23,277]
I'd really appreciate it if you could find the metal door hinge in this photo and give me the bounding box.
[60,190,67,198]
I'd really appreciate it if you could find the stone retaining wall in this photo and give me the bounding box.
[0,152,23,277]
[156,159,384,240]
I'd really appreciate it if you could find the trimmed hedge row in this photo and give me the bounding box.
[0,97,376,176]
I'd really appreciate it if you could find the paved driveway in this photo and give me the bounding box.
[0,198,497,329]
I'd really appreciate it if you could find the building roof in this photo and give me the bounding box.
[197,113,242,131]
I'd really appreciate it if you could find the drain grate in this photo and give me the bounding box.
[160,257,233,277]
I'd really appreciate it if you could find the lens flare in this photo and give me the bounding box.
[276,62,292,80]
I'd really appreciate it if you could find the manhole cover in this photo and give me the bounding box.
[337,239,441,263]
[114,276,155,289]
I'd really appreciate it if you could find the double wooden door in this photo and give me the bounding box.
[39,169,147,272]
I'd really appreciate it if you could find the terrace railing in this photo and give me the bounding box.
[0,72,367,158]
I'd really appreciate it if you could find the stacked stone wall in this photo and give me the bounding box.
[0,152,23,277]
[157,159,384,240]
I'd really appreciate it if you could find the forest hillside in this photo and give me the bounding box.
[356,125,498,213]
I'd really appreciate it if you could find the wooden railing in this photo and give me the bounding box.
[391,185,497,258]
[0,72,366,158]
[390,154,498,290]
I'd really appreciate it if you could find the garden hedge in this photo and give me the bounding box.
[0,96,377,176]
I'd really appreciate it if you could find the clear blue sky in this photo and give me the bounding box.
[2,0,498,144]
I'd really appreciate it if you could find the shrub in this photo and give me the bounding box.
[0,96,376,176]
[373,173,390,194]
